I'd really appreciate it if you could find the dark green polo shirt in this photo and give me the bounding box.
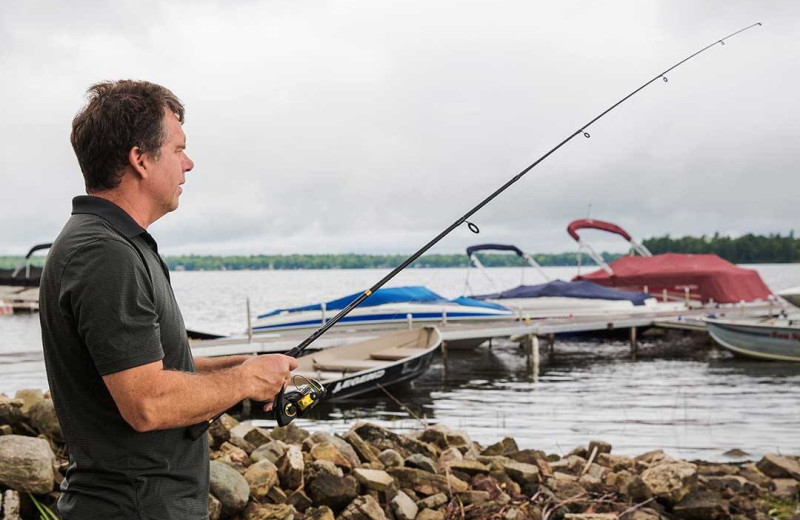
[39,196,208,519]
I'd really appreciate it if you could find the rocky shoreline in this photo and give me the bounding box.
[1,390,799,520]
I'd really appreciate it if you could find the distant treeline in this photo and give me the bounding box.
[158,252,622,271]
[2,232,797,271]
[642,232,799,264]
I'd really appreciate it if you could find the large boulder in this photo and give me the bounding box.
[209,460,249,517]
[641,461,697,505]
[0,435,55,494]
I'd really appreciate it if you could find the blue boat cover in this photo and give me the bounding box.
[450,296,510,311]
[258,286,455,318]
[473,279,651,306]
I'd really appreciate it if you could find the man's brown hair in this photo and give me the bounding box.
[71,80,185,192]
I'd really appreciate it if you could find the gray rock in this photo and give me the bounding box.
[416,492,447,509]
[240,502,296,520]
[242,426,272,449]
[338,495,387,520]
[305,505,335,520]
[405,453,438,473]
[353,468,395,491]
[378,449,404,468]
[306,473,358,512]
[481,437,519,457]
[0,435,55,494]
[501,461,540,487]
[308,431,361,468]
[3,490,21,520]
[597,453,633,472]
[279,445,305,490]
[419,424,471,450]
[13,389,44,415]
[390,491,419,520]
[209,461,249,517]
[416,509,444,520]
[770,478,800,500]
[344,429,381,465]
[0,396,24,427]
[208,494,222,520]
[244,459,279,500]
[252,440,288,465]
[287,490,313,513]
[588,440,612,456]
[673,490,729,520]
[756,453,800,480]
[641,461,697,505]
[270,422,310,444]
[388,467,469,496]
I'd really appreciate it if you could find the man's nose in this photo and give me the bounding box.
[184,154,194,172]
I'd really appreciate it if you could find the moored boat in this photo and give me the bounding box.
[704,316,800,362]
[291,327,442,399]
[779,286,800,308]
[569,219,773,304]
[251,286,510,333]
[463,243,659,318]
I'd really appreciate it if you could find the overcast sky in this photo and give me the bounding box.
[1,0,797,256]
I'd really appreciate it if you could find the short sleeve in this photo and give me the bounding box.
[60,238,165,375]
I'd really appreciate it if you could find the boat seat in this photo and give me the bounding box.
[312,359,385,373]
[369,348,429,361]
[291,370,344,383]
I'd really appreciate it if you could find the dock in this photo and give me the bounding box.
[190,302,776,357]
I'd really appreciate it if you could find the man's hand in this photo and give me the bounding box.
[237,354,299,402]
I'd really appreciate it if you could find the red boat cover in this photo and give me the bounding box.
[573,253,772,303]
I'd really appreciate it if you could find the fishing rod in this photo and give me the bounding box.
[187,22,761,440]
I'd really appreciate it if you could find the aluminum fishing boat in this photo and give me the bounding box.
[569,219,773,304]
[251,286,510,333]
[291,327,442,399]
[463,243,658,318]
[704,316,800,362]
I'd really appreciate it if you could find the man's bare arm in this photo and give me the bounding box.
[103,354,298,432]
[194,354,253,373]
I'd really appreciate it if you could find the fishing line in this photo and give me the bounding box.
[187,22,761,440]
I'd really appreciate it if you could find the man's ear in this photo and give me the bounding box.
[128,146,149,179]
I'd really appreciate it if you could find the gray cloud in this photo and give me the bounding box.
[1,0,797,257]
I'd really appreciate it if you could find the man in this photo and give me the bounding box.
[39,80,298,519]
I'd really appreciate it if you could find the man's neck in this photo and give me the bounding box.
[89,191,154,229]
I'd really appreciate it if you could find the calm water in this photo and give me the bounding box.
[2,264,800,460]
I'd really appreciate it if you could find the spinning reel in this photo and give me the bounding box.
[273,375,326,427]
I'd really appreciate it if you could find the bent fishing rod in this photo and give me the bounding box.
[187,22,761,440]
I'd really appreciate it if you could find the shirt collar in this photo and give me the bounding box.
[71,195,146,238]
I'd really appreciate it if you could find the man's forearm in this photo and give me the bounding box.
[194,354,253,373]
[122,366,250,432]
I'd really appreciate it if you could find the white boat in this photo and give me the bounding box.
[779,286,800,308]
[704,316,800,362]
[462,243,662,318]
[251,286,511,333]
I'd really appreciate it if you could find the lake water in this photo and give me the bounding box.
[2,264,799,460]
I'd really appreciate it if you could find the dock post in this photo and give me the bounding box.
[247,298,253,343]
[441,340,448,381]
[548,333,555,354]
[442,307,447,325]
[322,302,327,325]
[488,338,493,349]
[524,335,540,381]
[407,313,413,330]
[630,327,638,361]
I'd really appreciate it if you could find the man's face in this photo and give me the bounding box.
[145,109,194,214]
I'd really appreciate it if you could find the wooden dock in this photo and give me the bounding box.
[190,302,776,357]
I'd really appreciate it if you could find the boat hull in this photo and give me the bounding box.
[779,286,800,308]
[704,318,800,362]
